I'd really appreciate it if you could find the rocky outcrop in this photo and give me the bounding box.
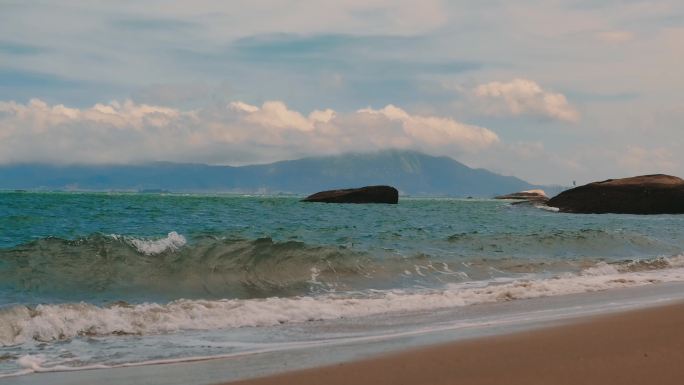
[302,185,399,204]
[547,174,684,214]
[495,189,549,203]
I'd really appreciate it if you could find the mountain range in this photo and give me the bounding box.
[0,150,556,197]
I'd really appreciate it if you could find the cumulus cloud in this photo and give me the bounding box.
[356,105,498,150]
[472,79,579,122]
[0,99,498,165]
[230,101,335,131]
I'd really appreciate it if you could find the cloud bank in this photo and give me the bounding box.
[472,79,579,122]
[0,99,498,165]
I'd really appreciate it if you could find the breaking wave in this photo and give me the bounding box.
[1,231,684,302]
[0,233,379,300]
[2,258,684,346]
[121,232,187,255]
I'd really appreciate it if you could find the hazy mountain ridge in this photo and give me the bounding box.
[0,150,545,197]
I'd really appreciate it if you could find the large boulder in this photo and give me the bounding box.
[302,185,399,204]
[547,174,684,214]
[495,189,549,202]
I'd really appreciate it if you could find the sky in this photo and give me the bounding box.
[0,0,682,185]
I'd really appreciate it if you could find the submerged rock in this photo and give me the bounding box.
[547,174,684,214]
[302,185,399,204]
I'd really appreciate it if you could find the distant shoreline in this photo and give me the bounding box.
[0,150,567,196]
[0,189,525,199]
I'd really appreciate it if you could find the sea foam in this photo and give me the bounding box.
[3,261,684,347]
[124,231,187,255]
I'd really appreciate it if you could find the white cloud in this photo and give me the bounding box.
[229,101,259,113]
[472,79,579,122]
[232,101,313,131]
[0,99,498,165]
[0,99,186,130]
[357,104,499,151]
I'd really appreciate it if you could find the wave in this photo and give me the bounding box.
[2,259,684,347]
[1,231,684,302]
[0,233,380,300]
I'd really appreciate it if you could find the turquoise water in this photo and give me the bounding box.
[2,192,684,377]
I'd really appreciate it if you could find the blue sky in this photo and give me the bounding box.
[0,0,682,184]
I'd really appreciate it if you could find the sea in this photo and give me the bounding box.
[2,191,684,383]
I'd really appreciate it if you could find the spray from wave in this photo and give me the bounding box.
[120,232,187,255]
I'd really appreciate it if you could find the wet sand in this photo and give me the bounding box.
[225,302,684,385]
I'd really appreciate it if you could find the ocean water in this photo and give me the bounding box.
[2,192,684,379]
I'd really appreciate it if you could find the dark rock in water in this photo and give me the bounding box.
[547,174,684,214]
[495,189,549,204]
[302,185,399,204]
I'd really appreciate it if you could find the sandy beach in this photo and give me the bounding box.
[226,302,684,385]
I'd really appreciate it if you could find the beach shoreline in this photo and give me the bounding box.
[6,282,684,385]
[224,301,684,385]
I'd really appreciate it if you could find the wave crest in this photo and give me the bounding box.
[121,232,187,255]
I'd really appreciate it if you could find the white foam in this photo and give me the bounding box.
[307,267,321,285]
[126,231,187,255]
[3,261,684,347]
[521,189,547,197]
[536,204,560,212]
[17,355,45,371]
[664,254,684,267]
[9,354,109,376]
[581,262,620,276]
